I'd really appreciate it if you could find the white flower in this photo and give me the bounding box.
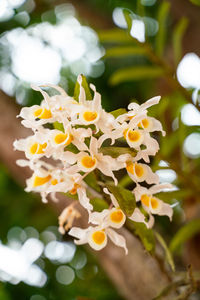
[72,76,116,134]
[69,226,128,254]
[134,183,173,221]
[68,137,125,184]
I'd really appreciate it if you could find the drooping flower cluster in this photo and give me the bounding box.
[14,75,173,254]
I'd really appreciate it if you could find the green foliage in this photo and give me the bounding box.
[110,108,127,118]
[173,17,189,65]
[109,66,165,85]
[84,172,101,193]
[155,232,175,272]
[126,219,155,253]
[98,28,133,43]
[105,46,148,58]
[53,121,64,132]
[74,74,92,101]
[190,0,200,5]
[90,198,109,212]
[155,1,171,57]
[100,146,136,158]
[106,183,136,216]
[169,219,200,254]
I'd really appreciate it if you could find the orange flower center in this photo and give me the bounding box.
[83,111,98,122]
[141,194,150,207]
[34,108,52,119]
[92,231,106,245]
[110,210,124,223]
[33,175,51,187]
[81,156,96,169]
[127,130,141,142]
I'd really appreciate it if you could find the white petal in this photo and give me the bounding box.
[77,187,93,211]
[103,188,119,208]
[106,228,128,255]
[68,227,90,245]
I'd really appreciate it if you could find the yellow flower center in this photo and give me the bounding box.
[141,194,150,207]
[30,143,38,155]
[33,175,51,187]
[83,111,98,122]
[81,156,96,169]
[127,130,141,142]
[54,133,69,145]
[123,129,128,139]
[37,143,47,154]
[92,230,106,245]
[135,164,144,178]
[151,198,159,209]
[126,161,134,175]
[142,118,149,128]
[70,183,80,195]
[110,210,124,223]
[34,108,52,119]
[51,179,58,185]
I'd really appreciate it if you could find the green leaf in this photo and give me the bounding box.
[190,0,200,5]
[155,232,175,272]
[53,121,64,132]
[155,1,171,57]
[118,174,133,188]
[105,46,148,58]
[106,183,136,216]
[84,172,101,193]
[156,190,191,203]
[110,108,127,118]
[109,66,165,85]
[98,29,133,43]
[126,219,155,253]
[100,147,137,158]
[74,74,92,101]
[90,198,109,212]
[123,8,133,31]
[169,219,200,254]
[173,17,188,65]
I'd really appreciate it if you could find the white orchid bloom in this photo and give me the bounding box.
[69,226,128,254]
[103,187,152,228]
[71,76,115,134]
[117,96,161,123]
[68,137,125,184]
[13,132,49,160]
[134,184,173,221]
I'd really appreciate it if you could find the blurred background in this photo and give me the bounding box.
[0,0,200,299]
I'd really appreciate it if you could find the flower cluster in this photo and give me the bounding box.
[14,75,173,254]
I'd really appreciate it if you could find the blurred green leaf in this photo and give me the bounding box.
[74,74,92,101]
[98,29,133,43]
[119,174,133,187]
[155,232,175,271]
[173,17,188,65]
[126,219,155,253]
[100,147,136,158]
[53,121,64,132]
[110,108,127,118]
[105,46,148,58]
[156,190,190,203]
[155,1,171,57]
[109,66,165,85]
[190,0,200,5]
[84,172,101,192]
[90,198,109,212]
[106,183,136,216]
[123,8,133,31]
[169,219,200,253]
